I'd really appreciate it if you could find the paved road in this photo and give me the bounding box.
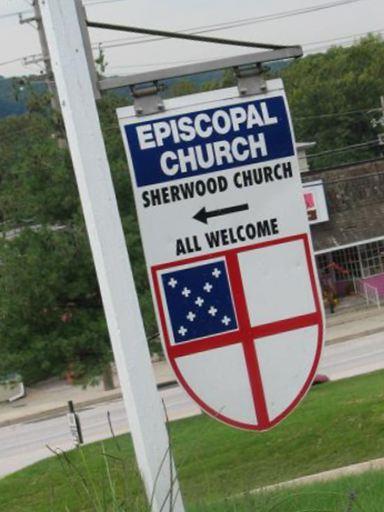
[1,332,383,479]
[0,385,200,479]
[318,332,384,380]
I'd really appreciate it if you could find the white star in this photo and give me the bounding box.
[168,277,177,288]
[181,286,191,298]
[186,311,196,322]
[178,326,188,337]
[208,306,218,317]
[212,268,222,278]
[221,315,231,326]
[203,282,213,293]
[195,296,204,307]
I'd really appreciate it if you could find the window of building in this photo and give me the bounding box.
[316,254,331,278]
[332,247,361,281]
[359,241,384,277]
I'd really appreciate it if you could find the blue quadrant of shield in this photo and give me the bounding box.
[161,260,238,344]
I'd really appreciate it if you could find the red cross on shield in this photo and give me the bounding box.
[152,233,324,431]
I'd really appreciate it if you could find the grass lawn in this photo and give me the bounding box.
[0,369,383,511]
[193,469,384,511]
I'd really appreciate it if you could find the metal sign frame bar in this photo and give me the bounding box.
[99,46,302,91]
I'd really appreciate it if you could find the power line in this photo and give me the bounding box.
[98,26,382,54]
[0,53,44,68]
[92,29,382,77]
[0,116,380,155]
[303,28,384,48]
[0,0,361,26]
[91,0,370,50]
[108,57,212,70]
[295,107,381,120]
[0,9,32,21]
[102,32,383,74]
[85,0,129,5]
[305,139,379,159]
[0,1,378,72]
[0,99,381,142]
[0,57,25,67]
[303,34,384,55]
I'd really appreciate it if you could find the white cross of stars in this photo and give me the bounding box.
[221,315,231,326]
[181,286,191,298]
[168,277,177,288]
[212,267,222,278]
[178,326,188,336]
[208,306,218,317]
[186,311,196,322]
[203,282,213,293]
[195,296,204,307]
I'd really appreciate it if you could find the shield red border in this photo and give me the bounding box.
[151,233,324,431]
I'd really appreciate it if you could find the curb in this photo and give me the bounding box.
[249,457,384,495]
[0,380,178,428]
[326,326,384,346]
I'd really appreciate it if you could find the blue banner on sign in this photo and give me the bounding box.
[124,95,294,188]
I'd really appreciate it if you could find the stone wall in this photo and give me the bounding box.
[301,157,384,252]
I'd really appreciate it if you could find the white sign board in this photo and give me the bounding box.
[118,79,324,431]
[303,180,329,225]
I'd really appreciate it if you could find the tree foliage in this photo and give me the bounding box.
[281,35,384,168]
[0,92,156,384]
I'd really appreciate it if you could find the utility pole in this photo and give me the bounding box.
[23,1,99,147]
[32,0,60,113]
[19,1,66,146]
[38,1,184,511]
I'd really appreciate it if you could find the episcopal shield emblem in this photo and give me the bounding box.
[152,234,323,431]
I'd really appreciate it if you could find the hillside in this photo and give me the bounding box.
[0,76,48,118]
[0,60,290,118]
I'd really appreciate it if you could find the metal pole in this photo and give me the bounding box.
[38,1,184,510]
[86,20,291,51]
[67,400,84,446]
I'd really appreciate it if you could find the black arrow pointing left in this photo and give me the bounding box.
[193,203,249,224]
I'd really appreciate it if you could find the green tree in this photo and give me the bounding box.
[280,35,384,168]
[0,91,156,385]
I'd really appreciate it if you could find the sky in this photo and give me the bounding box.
[0,0,383,78]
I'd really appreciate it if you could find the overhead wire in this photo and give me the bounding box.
[295,107,382,120]
[305,139,380,159]
[0,57,26,67]
[104,31,382,71]
[0,52,45,68]
[85,0,129,5]
[0,9,32,21]
[90,29,382,76]
[303,28,384,48]
[1,107,378,158]
[97,28,382,54]
[0,1,381,142]
[1,0,362,26]
[108,57,214,70]
[0,0,379,73]
[90,0,370,50]
[0,101,381,143]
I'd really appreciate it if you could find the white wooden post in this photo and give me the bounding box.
[38,1,184,510]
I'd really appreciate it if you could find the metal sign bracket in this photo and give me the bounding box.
[131,82,165,116]
[235,63,267,97]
